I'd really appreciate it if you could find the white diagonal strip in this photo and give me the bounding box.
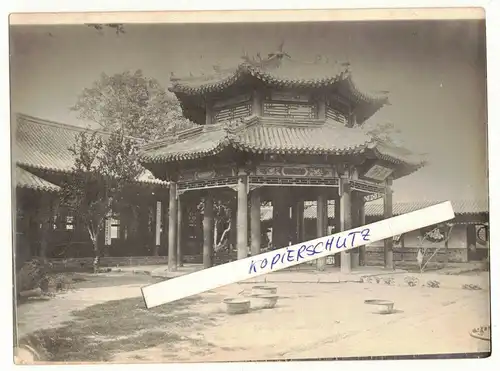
[142,201,454,309]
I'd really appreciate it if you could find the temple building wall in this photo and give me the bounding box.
[294,218,486,265]
[365,227,469,265]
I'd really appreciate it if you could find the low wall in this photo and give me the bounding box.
[45,254,208,271]
[43,246,469,272]
[46,256,169,271]
[365,246,468,265]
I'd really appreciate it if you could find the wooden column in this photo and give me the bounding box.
[291,203,298,245]
[316,192,328,271]
[38,195,53,260]
[177,197,183,266]
[298,201,305,242]
[273,192,290,249]
[154,201,161,256]
[138,200,150,255]
[400,233,406,262]
[163,197,169,256]
[351,194,360,269]
[443,225,449,266]
[383,177,394,269]
[119,208,127,242]
[318,96,327,120]
[250,189,261,256]
[237,171,249,259]
[203,195,214,268]
[334,196,341,267]
[340,178,352,274]
[168,182,178,271]
[358,197,367,266]
[252,90,262,115]
[272,199,279,248]
[292,200,304,244]
[205,101,213,125]
[349,111,358,127]
[229,202,237,250]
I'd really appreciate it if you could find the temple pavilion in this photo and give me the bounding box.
[139,49,426,273]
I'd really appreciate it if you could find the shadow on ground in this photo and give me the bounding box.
[18,294,216,362]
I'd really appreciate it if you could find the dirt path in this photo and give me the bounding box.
[16,275,490,363]
[112,282,490,362]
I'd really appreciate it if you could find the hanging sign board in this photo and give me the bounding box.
[364,164,394,182]
[104,218,112,246]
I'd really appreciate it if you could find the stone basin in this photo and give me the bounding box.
[252,285,278,296]
[364,299,395,314]
[223,297,251,315]
[470,325,491,341]
[251,294,279,309]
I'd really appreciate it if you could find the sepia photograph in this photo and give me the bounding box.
[10,10,490,363]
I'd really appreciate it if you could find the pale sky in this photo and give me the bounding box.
[10,20,488,203]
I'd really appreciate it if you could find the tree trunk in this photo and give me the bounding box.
[92,233,100,274]
[213,221,218,249]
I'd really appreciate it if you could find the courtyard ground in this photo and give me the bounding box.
[15,270,491,363]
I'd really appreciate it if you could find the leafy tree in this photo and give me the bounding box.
[197,197,235,253]
[60,130,143,273]
[363,121,405,146]
[71,69,197,142]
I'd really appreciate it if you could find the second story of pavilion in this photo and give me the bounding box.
[168,48,389,128]
[140,49,426,185]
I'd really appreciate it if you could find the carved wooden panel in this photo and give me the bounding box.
[213,102,252,123]
[213,93,252,109]
[215,167,236,177]
[282,167,308,176]
[195,170,216,180]
[249,176,339,186]
[263,102,317,119]
[255,166,282,176]
[349,179,386,194]
[178,176,239,191]
[179,166,236,181]
[308,167,335,178]
[326,106,348,125]
[267,91,311,103]
[255,165,335,178]
[178,170,196,181]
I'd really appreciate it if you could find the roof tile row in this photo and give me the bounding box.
[14,114,166,186]
[170,54,388,105]
[16,166,60,193]
[140,116,425,177]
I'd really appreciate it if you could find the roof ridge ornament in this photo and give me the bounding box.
[170,71,180,82]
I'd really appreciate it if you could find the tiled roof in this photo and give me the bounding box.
[140,116,425,178]
[260,199,488,221]
[140,124,231,162]
[170,53,389,106]
[232,120,370,155]
[14,114,167,186]
[364,199,489,216]
[16,166,60,193]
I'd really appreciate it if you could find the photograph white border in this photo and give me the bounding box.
[1,1,497,370]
